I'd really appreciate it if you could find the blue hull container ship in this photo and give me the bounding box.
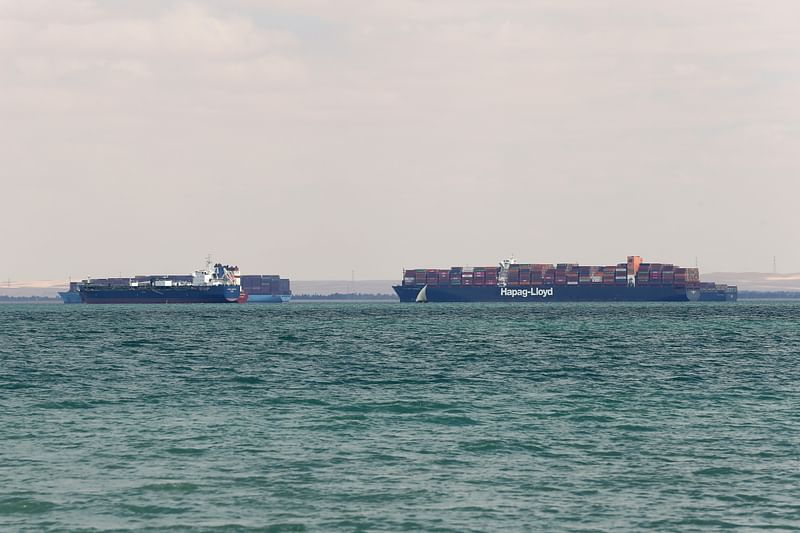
[394,256,737,303]
[239,275,292,303]
[79,263,246,304]
[58,282,82,304]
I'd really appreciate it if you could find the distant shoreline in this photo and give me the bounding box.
[0,297,61,304]
[291,293,398,301]
[290,299,398,303]
[737,291,800,299]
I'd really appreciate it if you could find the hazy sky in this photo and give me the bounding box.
[2,1,798,280]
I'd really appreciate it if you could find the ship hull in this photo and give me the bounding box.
[699,290,738,302]
[393,284,692,303]
[58,291,82,304]
[80,285,241,304]
[246,294,292,303]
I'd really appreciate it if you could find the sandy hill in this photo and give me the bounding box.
[704,273,800,292]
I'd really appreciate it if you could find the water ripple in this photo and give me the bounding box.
[0,302,799,531]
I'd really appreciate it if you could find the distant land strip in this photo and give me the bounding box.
[0,295,61,303]
[292,293,398,301]
[737,291,800,299]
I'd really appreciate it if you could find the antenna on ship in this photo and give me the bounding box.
[773,256,777,274]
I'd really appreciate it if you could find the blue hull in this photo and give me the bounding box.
[394,284,694,303]
[699,290,738,302]
[59,291,82,304]
[80,285,241,304]
[246,294,292,303]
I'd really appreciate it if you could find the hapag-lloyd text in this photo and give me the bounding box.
[500,287,554,298]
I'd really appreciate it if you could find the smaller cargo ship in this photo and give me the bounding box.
[699,282,738,302]
[58,282,82,304]
[79,262,246,304]
[240,275,292,303]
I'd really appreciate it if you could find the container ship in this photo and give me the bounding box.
[394,256,737,303]
[79,263,246,304]
[699,282,739,302]
[61,267,292,304]
[240,275,292,303]
[58,282,82,304]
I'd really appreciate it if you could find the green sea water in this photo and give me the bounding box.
[1,302,799,531]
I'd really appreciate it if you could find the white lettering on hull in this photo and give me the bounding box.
[500,287,554,298]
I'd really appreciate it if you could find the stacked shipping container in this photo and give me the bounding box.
[85,275,194,287]
[403,267,506,287]
[239,275,291,296]
[402,256,702,290]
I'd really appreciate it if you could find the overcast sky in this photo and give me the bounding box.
[2,1,798,281]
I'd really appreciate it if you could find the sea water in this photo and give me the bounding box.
[1,302,799,531]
